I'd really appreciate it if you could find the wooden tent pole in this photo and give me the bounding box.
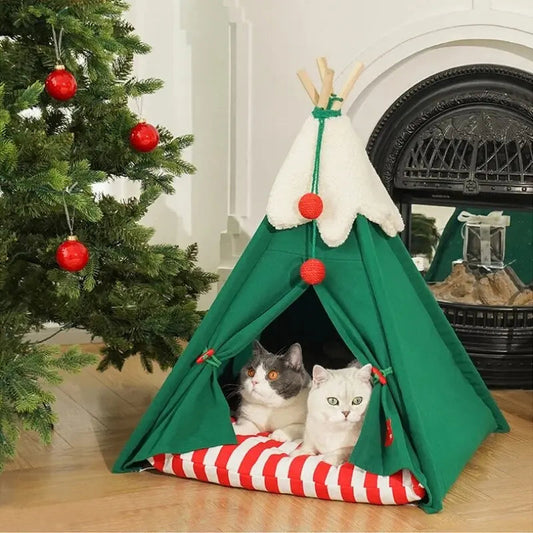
[316,57,328,82]
[297,69,319,105]
[298,59,363,110]
[317,68,334,109]
[331,61,364,110]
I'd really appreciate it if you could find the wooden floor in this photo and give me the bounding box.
[1,343,532,532]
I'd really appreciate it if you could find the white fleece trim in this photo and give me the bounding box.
[266,115,404,247]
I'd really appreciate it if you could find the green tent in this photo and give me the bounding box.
[113,217,508,513]
[113,71,509,513]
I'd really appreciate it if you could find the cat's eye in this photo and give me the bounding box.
[327,397,339,406]
[267,370,279,381]
[352,396,363,405]
[247,368,255,378]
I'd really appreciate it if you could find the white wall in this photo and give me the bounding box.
[126,0,230,308]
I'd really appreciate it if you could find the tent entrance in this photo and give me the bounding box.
[220,287,357,413]
[260,287,356,373]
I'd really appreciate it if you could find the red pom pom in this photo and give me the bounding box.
[129,121,159,152]
[298,193,323,219]
[300,258,326,285]
[56,236,89,272]
[45,66,77,101]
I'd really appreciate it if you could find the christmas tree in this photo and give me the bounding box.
[411,213,440,261]
[0,0,216,470]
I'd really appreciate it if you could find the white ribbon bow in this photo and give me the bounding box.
[457,211,510,227]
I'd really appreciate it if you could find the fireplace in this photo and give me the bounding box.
[367,64,533,389]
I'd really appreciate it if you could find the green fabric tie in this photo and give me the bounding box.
[205,354,222,368]
[373,366,394,386]
[310,98,342,258]
[196,348,221,368]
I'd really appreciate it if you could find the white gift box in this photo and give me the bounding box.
[458,211,511,269]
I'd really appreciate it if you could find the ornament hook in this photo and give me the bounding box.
[62,182,78,236]
[51,25,64,65]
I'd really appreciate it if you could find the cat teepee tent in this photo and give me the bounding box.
[113,59,508,513]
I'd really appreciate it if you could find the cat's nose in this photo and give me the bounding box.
[251,380,258,385]
[342,411,350,418]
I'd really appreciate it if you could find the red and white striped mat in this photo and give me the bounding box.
[148,432,426,505]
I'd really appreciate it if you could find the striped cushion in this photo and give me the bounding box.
[148,431,426,505]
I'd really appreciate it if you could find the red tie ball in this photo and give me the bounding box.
[298,193,323,219]
[300,258,326,285]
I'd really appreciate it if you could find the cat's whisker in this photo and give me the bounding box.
[222,383,242,400]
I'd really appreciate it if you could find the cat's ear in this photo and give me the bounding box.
[286,343,303,370]
[312,364,329,386]
[357,363,373,383]
[253,340,266,355]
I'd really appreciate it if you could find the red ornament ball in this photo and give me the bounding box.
[298,193,323,219]
[129,121,159,152]
[56,236,89,272]
[300,258,326,285]
[45,65,77,101]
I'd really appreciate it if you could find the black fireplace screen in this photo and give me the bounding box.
[400,112,533,196]
[366,64,533,388]
[368,63,533,212]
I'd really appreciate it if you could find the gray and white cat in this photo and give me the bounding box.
[294,363,373,465]
[233,341,311,442]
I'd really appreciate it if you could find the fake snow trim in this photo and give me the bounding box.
[148,432,425,505]
[266,115,404,246]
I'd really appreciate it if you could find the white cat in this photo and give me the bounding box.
[233,341,311,442]
[294,363,373,465]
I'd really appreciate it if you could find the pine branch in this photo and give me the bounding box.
[33,322,75,344]
[0,314,98,471]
